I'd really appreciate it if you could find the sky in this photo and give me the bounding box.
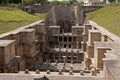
[48,0,83,2]
[48,0,103,2]
[48,0,69,1]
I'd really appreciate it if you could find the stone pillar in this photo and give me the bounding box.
[62,56,67,66]
[91,67,97,76]
[58,70,62,75]
[36,70,40,74]
[46,59,49,68]
[67,33,69,49]
[87,45,94,58]
[84,24,92,32]
[80,71,84,76]
[87,30,101,58]
[25,69,29,74]
[59,48,62,62]
[84,24,92,41]
[84,58,92,70]
[88,30,101,46]
[82,25,92,52]
[101,34,108,42]
[103,59,109,79]
[81,41,87,52]
[76,41,79,49]
[71,35,73,49]
[69,70,73,75]
[15,56,21,72]
[55,60,58,66]
[52,6,57,25]
[94,47,111,68]
[46,70,50,74]
[104,35,108,42]
[53,50,55,62]
[71,50,73,62]
[62,30,64,49]
[70,63,73,71]
[58,33,60,47]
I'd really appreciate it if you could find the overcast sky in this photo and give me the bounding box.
[48,0,103,2]
[48,0,83,2]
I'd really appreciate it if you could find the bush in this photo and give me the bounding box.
[10,3,19,7]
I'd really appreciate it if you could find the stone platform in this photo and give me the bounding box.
[0,70,104,80]
[34,62,84,72]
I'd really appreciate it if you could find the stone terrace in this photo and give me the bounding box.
[0,73,105,80]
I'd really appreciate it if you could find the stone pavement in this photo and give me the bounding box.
[0,72,105,80]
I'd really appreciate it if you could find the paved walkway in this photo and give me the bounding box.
[19,71,104,77]
[0,72,106,80]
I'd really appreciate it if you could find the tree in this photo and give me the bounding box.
[60,1,71,6]
[23,0,34,4]
[0,0,2,4]
[35,0,48,5]
[50,0,60,6]
[69,0,78,4]
[109,0,115,3]
[2,0,8,4]
[109,0,119,3]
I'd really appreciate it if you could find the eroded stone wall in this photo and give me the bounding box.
[0,20,45,73]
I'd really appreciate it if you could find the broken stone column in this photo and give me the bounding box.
[80,71,84,75]
[91,67,97,76]
[36,70,40,74]
[69,70,73,75]
[58,70,62,75]
[25,69,29,74]
[84,58,92,70]
[46,70,50,74]
[55,60,58,66]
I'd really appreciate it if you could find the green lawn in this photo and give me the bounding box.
[86,5,120,37]
[0,8,47,34]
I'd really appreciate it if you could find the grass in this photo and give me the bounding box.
[35,13,48,20]
[0,8,48,34]
[86,5,120,37]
